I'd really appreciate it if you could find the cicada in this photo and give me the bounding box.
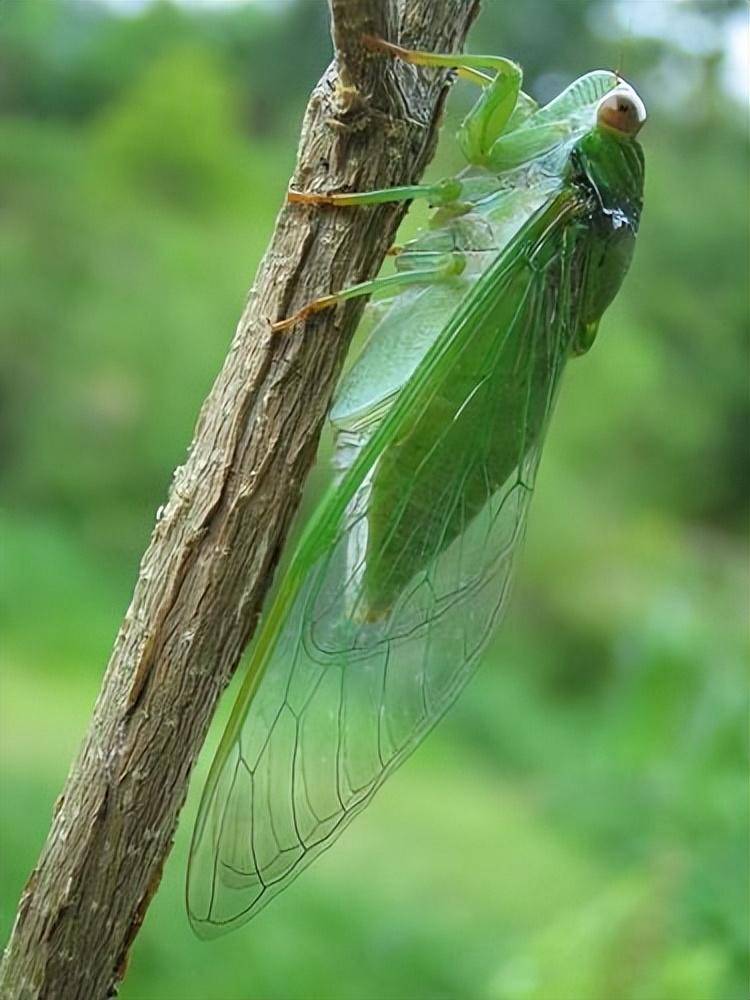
[187,38,646,937]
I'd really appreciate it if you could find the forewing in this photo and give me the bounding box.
[187,200,583,937]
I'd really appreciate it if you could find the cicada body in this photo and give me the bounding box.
[187,44,646,937]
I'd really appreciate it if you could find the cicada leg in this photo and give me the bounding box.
[287,176,463,209]
[361,35,512,89]
[362,35,523,165]
[271,251,465,333]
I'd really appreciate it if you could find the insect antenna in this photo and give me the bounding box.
[614,12,634,82]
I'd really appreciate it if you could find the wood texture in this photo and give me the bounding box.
[0,2,480,997]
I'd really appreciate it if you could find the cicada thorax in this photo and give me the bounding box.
[570,129,644,354]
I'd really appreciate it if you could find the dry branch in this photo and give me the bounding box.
[0,1,480,997]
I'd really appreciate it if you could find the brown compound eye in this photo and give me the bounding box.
[597,89,646,136]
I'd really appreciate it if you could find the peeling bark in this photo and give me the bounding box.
[0,2,480,997]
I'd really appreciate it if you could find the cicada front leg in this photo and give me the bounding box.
[362,35,523,165]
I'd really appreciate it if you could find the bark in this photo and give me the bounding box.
[0,2,480,997]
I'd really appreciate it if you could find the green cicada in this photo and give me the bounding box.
[187,37,646,937]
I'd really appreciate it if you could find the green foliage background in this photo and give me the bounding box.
[0,2,747,998]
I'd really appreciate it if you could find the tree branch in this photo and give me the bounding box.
[0,2,480,997]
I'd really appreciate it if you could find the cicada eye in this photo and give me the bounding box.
[597,88,647,136]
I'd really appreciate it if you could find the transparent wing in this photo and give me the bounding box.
[187,198,584,937]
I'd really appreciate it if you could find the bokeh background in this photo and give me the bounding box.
[1,1,747,998]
